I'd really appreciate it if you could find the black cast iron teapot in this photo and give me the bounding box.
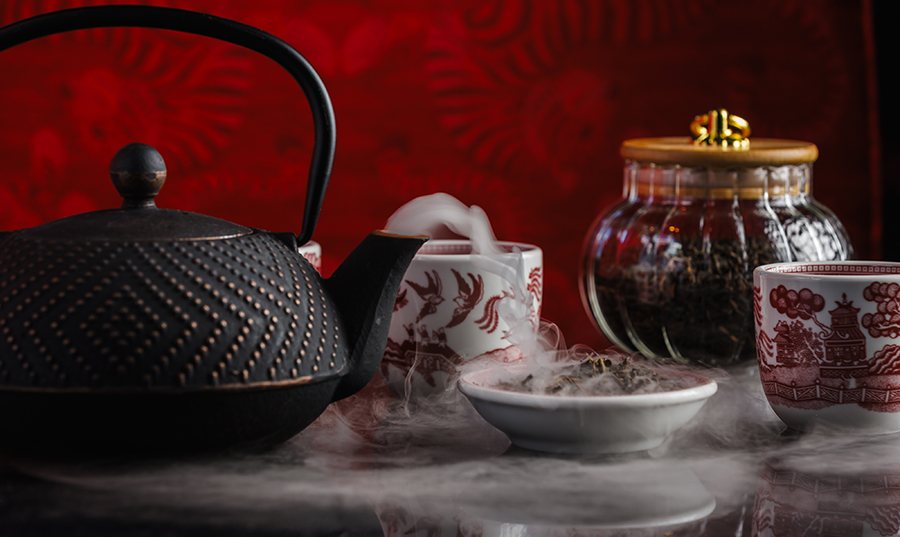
[0,6,425,454]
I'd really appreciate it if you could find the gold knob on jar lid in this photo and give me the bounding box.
[690,108,750,149]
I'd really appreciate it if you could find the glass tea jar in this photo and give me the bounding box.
[580,109,852,367]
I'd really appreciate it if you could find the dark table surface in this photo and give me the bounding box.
[2,372,897,537]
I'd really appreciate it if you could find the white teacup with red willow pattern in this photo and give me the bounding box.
[382,240,543,395]
[754,261,900,433]
[297,240,322,273]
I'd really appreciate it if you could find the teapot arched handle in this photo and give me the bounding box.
[0,5,334,245]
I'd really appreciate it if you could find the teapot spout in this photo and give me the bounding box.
[326,231,426,400]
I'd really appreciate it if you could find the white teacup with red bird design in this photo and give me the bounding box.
[383,240,543,395]
[754,261,900,433]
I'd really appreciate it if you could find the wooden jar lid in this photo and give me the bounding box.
[621,137,818,167]
[621,109,818,167]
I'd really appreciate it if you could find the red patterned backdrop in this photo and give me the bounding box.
[0,0,880,349]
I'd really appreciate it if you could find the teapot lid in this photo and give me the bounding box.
[19,143,252,241]
[620,109,819,167]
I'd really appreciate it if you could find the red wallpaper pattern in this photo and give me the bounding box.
[0,0,879,348]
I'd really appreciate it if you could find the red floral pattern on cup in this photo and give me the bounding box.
[862,282,900,338]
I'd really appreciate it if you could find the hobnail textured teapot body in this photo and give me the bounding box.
[0,6,425,454]
[0,232,345,391]
[0,227,422,454]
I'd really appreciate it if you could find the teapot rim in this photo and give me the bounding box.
[12,207,254,242]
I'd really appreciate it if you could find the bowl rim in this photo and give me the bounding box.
[754,260,900,280]
[413,239,542,259]
[457,365,718,408]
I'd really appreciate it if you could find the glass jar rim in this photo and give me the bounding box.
[627,162,812,200]
[621,137,818,167]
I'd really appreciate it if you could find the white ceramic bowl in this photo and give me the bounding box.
[458,365,717,454]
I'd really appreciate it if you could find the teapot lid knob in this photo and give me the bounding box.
[110,143,167,208]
